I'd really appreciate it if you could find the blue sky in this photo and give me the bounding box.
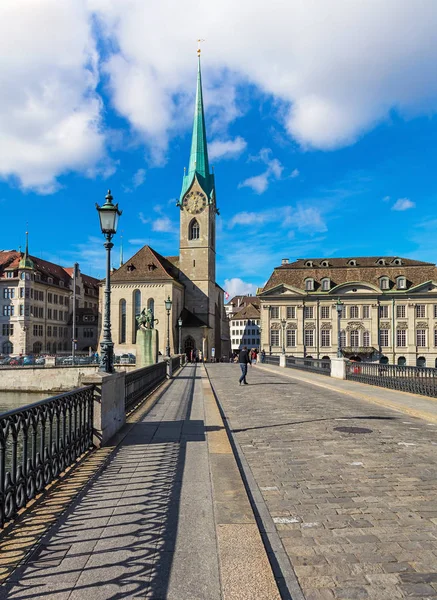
[2,1,437,298]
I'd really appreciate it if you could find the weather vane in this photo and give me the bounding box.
[197,39,205,56]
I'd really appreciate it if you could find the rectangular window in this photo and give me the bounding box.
[362,305,370,319]
[19,304,24,316]
[53,309,58,320]
[39,307,44,318]
[25,289,29,298]
[286,306,296,319]
[397,329,407,347]
[24,306,29,316]
[3,288,15,299]
[6,271,14,278]
[270,306,279,319]
[379,329,389,347]
[48,293,52,303]
[416,329,426,347]
[363,331,370,346]
[379,305,389,318]
[350,330,359,346]
[33,325,38,336]
[2,305,14,316]
[397,305,406,319]
[19,288,24,298]
[286,329,296,347]
[434,305,437,319]
[416,304,426,318]
[350,306,359,319]
[30,289,33,299]
[270,330,280,346]
[38,325,43,337]
[48,309,52,319]
[47,326,52,336]
[304,329,314,347]
[305,279,314,291]
[2,324,13,335]
[54,294,58,304]
[321,329,331,347]
[434,329,437,347]
[53,326,58,337]
[320,306,330,319]
[304,306,314,319]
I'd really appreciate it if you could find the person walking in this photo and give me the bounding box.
[238,346,251,385]
[260,349,266,363]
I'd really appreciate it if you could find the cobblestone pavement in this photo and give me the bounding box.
[207,363,437,600]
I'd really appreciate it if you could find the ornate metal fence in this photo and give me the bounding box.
[286,356,331,376]
[171,355,182,373]
[345,361,437,397]
[125,362,167,411]
[0,386,94,528]
[264,355,280,365]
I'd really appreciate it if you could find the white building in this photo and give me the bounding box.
[230,303,261,353]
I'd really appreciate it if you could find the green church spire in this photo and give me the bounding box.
[19,231,35,270]
[178,49,216,208]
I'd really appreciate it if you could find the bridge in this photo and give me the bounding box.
[1,360,437,599]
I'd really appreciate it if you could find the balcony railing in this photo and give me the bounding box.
[0,386,94,528]
[345,361,437,397]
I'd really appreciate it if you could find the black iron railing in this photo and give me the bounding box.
[264,355,280,365]
[286,356,331,376]
[171,355,182,373]
[125,362,167,411]
[0,386,94,528]
[346,361,437,397]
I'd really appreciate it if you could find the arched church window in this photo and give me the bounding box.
[189,219,200,240]
[133,290,141,343]
[147,298,154,315]
[120,299,126,343]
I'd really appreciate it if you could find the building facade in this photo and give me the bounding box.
[229,303,261,353]
[103,53,230,360]
[225,294,259,319]
[0,243,99,356]
[259,257,437,366]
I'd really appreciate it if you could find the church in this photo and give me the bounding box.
[102,53,230,361]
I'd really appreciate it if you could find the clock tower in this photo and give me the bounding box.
[177,51,219,331]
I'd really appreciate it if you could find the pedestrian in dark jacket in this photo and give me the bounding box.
[239,346,251,385]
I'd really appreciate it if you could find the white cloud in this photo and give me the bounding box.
[383,195,391,202]
[152,217,177,233]
[223,278,258,299]
[209,136,247,161]
[229,211,273,228]
[239,148,284,194]
[133,168,146,188]
[284,206,327,233]
[0,0,106,191]
[392,198,415,211]
[291,169,300,178]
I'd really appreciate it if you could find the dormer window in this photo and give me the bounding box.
[320,260,330,268]
[348,259,357,266]
[59,280,64,287]
[304,260,313,268]
[377,258,386,266]
[48,277,53,284]
[380,276,390,290]
[397,276,406,290]
[127,264,136,272]
[321,278,330,291]
[35,273,41,281]
[147,263,157,271]
[305,278,315,291]
[393,258,402,266]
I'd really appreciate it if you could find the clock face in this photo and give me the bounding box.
[183,190,207,214]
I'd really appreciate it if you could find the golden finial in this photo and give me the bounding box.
[197,39,205,56]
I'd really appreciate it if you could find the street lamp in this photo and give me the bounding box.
[96,190,122,373]
[165,296,172,357]
[281,318,286,355]
[335,297,344,358]
[178,317,183,355]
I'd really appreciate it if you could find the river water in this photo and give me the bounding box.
[0,391,50,415]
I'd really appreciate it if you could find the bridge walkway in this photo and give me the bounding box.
[0,365,279,600]
[206,363,437,600]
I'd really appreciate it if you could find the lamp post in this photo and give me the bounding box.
[178,317,183,355]
[281,318,286,355]
[165,296,172,357]
[335,297,344,358]
[96,190,122,373]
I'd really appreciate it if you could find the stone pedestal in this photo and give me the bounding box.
[136,328,159,368]
[279,354,286,368]
[330,357,347,379]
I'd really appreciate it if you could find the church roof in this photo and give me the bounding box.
[178,56,215,203]
[110,245,180,283]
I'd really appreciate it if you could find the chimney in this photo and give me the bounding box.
[282,258,289,265]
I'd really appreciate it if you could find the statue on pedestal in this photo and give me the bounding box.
[136,307,159,367]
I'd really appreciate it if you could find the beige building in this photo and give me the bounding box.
[103,55,230,360]
[0,243,99,356]
[259,256,437,367]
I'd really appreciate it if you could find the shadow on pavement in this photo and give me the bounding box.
[233,414,397,433]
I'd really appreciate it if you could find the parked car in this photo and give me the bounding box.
[23,355,35,366]
[35,357,45,365]
[120,354,130,364]
[9,357,23,366]
[0,356,11,365]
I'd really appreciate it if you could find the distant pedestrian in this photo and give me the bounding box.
[260,349,266,363]
[239,346,251,385]
[251,349,257,365]
[191,348,196,364]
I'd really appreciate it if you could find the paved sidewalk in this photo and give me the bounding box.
[0,365,279,600]
[206,363,437,600]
